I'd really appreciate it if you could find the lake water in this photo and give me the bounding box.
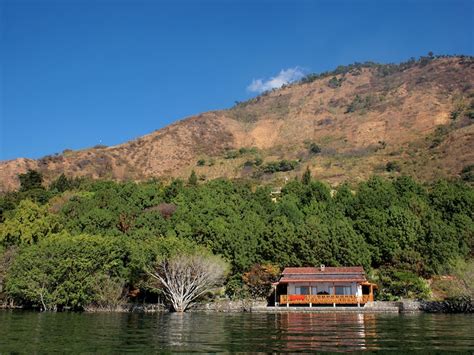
[0,310,473,352]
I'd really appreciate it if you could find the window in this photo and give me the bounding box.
[295,286,310,295]
[311,286,318,295]
[300,286,309,295]
[335,286,352,295]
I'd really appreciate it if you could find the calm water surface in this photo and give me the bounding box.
[0,310,473,352]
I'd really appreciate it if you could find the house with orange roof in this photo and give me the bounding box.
[275,265,377,307]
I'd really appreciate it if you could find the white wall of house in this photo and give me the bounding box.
[287,282,362,296]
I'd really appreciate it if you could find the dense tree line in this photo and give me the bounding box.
[0,170,472,310]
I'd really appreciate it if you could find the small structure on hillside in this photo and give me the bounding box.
[274,265,377,307]
[270,187,282,202]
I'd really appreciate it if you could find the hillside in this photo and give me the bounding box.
[1,55,473,191]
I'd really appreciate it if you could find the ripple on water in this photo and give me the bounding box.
[0,311,473,352]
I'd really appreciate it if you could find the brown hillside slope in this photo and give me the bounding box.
[1,56,473,191]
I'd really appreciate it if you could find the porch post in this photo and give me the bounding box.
[357,283,360,307]
[274,284,277,306]
[333,282,336,307]
[309,282,312,307]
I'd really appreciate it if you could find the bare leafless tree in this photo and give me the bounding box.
[147,253,228,312]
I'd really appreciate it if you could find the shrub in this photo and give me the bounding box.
[431,276,468,299]
[261,160,299,173]
[309,143,321,154]
[242,264,280,298]
[86,275,127,311]
[377,269,431,300]
[188,170,198,186]
[430,125,450,148]
[5,233,129,311]
[461,165,474,182]
[345,95,377,113]
[225,274,249,300]
[386,161,401,172]
[244,156,264,168]
[449,97,473,120]
[197,159,206,166]
[224,150,239,159]
[328,76,344,88]
[224,147,258,160]
[0,247,17,301]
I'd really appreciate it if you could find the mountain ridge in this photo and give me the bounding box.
[1,55,473,192]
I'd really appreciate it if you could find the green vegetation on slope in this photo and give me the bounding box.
[0,169,473,310]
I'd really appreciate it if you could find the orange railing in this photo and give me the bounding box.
[280,294,371,305]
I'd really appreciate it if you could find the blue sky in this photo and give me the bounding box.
[1,0,473,160]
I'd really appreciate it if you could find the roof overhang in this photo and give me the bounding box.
[360,281,378,288]
[278,278,366,283]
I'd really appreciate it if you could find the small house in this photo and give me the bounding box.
[274,265,377,307]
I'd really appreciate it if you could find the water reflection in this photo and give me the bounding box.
[0,310,473,352]
[275,312,378,352]
[163,313,188,347]
[157,312,229,351]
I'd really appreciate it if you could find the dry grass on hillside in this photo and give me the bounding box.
[1,56,473,191]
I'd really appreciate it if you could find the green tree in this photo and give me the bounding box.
[302,166,311,185]
[334,183,356,216]
[328,219,371,269]
[242,263,280,298]
[19,170,44,192]
[49,173,73,192]
[296,213,335,266]
[5,233,130,311]
[188,170,198,186]
[262,216,299,267]
[377,268,431,300]
[0,200,62,247]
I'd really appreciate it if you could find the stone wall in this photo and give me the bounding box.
[363,300,421,312]
[84,303,166,313]
[399,300,421,312]
[190,299,268,312]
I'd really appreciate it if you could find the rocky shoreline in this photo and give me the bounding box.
[2,298,472,314]
[421,296,473,314]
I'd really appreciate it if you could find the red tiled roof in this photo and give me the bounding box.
[282,266,364,275]
[278,266,367,283]
[279,277,365,283]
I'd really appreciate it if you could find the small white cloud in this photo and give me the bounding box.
[247,67,305,93]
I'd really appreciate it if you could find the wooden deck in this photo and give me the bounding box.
[280,294,372,305]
